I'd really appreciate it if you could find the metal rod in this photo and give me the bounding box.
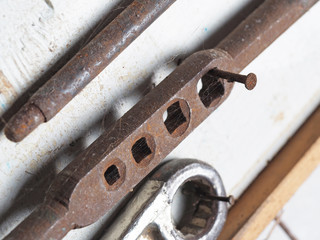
[4,0,177,142]
[217,0,318,72]
[211,68,257,90]
[204,195,235,205]
[279,221,298,240]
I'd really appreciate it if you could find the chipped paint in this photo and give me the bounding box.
[0,70,17,112]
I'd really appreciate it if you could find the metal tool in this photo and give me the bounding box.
[5,0,317,239]
[101,159,228,240]
[4,0,177,142]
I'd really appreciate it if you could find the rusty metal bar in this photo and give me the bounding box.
[5,0,317,239]
[216,0,318,72]
[4,0,177,142]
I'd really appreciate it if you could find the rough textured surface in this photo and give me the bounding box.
[0,0,320,239]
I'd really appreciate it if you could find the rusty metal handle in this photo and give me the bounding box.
[217,0,318,72]
[5,0,318,239]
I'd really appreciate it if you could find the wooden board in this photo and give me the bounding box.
[219,106,320,240]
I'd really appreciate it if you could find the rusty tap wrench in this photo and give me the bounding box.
[5,0,317,239]
[4,0,177,142]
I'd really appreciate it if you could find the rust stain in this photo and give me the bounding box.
[274,112,284,123]
[0,70,17,110]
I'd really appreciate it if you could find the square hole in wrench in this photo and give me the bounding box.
[163,100,190,137]
[131,137,152,164]
[197,71,225,108]
[172,180,219,237]
[104,165,120,186]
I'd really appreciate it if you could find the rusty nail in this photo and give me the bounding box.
[203,194,235,205]
[212,68,257,90]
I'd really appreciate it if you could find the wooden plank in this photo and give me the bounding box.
[218,105,320,240]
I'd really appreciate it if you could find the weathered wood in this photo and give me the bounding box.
[219,106,320,240]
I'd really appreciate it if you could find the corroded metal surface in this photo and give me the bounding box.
[4,0,317,239]
[4,0,177,142]
[5,47,235,240]
[101,159,227,240]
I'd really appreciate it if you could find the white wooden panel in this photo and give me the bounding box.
[0,0,319,239]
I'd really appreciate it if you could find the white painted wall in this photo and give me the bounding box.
[0,0,319,239]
